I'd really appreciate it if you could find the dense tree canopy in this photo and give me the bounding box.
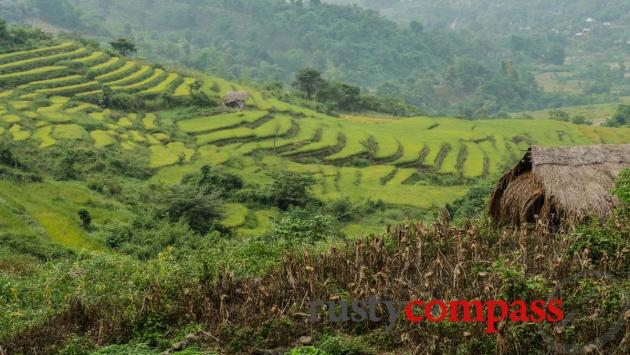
[7,0,628,115]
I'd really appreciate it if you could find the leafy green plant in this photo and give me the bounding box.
[268,171,317,210]
[271,208,341,244]
[161,184,224,234]
[315,335,375,355]
[614,169,630,207]
[286,346,330,355]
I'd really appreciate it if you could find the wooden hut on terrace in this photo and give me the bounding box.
[222,91,250,109]
[489,144,630,227]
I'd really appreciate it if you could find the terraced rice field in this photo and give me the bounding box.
[0,41,197,102]
[1,42,629,239]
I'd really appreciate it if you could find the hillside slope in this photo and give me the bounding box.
[1,40,630,247]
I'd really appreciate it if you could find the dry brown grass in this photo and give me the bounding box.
[3,215,629,354]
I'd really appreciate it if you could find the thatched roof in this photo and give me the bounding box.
[222,91,250,103]
[489,144,630,226]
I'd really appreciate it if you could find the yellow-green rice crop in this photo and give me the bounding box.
[149,142,195,168]
[178,110,268,133]
[143,113,157,129]
[90,130,117,148]
[142,73,180,95]
[53,124,88,140]
[32,126,57,148]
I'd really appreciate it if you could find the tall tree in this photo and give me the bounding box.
[293,67,325,99]
[109,38,137,56]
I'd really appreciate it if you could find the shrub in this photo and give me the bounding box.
[267,171,317,210]
[110,93,141,110]
[548,109,569,121]
[446,180,494,222]
[0,143,21,168]
[104,210,220,260]
[0,232,73,261]
[569,221,629,267]
[182,165,243,197]
[571,115,591,125]
[286,346,329,355]
[189,89,219,107]
[614,169,630,214]
[327,199,355,222]
[78,209,92,229]
[315,335,375,355]
[271,207,342,244]
[161,184,224,234]
[57,335,96,355]
[605,104,630,127]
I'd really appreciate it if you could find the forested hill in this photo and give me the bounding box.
[327,0,630,39]
[3,0,625,116]
[2,0,542,116]
[327,1,630,73]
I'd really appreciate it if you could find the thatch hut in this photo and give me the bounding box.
[222,91,250,109]
[489,144,630,226]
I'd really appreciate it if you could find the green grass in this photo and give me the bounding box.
[236,209,278,237]
[0,180,133,251]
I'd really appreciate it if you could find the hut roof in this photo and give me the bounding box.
[489,144,630,226]
[222,91,250,103]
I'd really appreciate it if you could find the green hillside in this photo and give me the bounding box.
[1,41,629,246]
[1,18,630,354]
